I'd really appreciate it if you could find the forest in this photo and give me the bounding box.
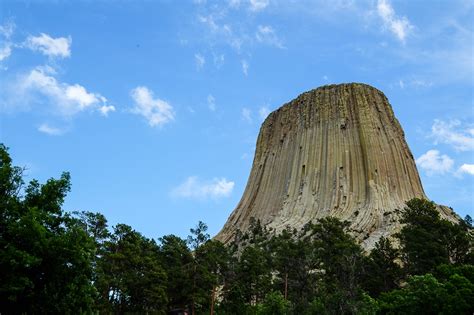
[1,143,473,314]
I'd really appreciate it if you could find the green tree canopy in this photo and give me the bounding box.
[0,144,96,313]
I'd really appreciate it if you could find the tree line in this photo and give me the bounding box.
[1,143,473,314]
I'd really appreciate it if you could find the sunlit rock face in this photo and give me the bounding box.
[216,83,456,249]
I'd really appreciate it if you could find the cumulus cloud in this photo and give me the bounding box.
[259,105,271,120]
[130,86,174,127]
[416,149,454,176]
[242,107,252,122]
[25,33,71,58]
[207,94,216,111]
[38,123,63,136]
[172,176,234,199]
[457,164,474,176]
[255,25,285,48]
[12,65,111,117]
[431,119,474,152]
[249,0,269,11]
[377,0,413,43]
[195,53,206,70]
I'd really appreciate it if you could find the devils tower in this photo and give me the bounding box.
[216,83,456,249]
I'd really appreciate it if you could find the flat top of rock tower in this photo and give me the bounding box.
[308,82,383,92]
[263,82,388,125]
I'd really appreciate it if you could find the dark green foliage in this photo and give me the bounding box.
[96,224,168,314]
[464,215,472,228]
[180,221,233,314]
[434,263,474,283]
[195,239,230,312]
[0,144,96,313]
[269,226,312,311]
[237,243,273,304]
[398,198,473,275]
[362,237,402,297]
[306,293,377,315]
[378,273,474,314]
[303,218,368,314]
[259,291,291,315]
[2,145,473,314]
[159,234,193,310]
[187,221,211,314]
[219,219,273,314]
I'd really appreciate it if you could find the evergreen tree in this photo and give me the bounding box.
[362,237,402,297]
[97,224,167,313]
[195,239,230,314]
[259,291,291,315]
[304,218,367,314]
[159,234,193,311]
[398,198,473,275]
[270,226,316,312]
[188,221,209,314]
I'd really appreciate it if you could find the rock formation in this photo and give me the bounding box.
[216,83,457,249]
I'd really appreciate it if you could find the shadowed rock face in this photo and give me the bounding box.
[216,83,456,249]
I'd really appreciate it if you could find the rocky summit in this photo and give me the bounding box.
[216,83,457,249]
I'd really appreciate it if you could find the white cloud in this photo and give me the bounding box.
[198,15,228,34]
[38,123,63,136]
[172,176,234,199]
[130,86,174,127]
[207,94,216,111]
[25,33,71,58]
[431,119,474,152]
[255,25,284,48]
[0,21,15,38]
[249,0,269,11]
[377,0,413,43]
[198,14,242,50]
[397,78,433,89]
[0,45,12,62]
[416,149,454,176]
[15,66,109,117]
[241,59,249,76]
[242,107,252,122]
[98,105,116,116]
[457,164,474,176]
[195,53,205,70]
[197,13,245,52]
[259,105,271,120]
[0,21,15,62]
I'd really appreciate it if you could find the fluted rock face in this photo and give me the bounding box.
[216,83,455,249]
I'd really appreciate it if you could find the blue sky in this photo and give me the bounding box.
[0,0,473,239]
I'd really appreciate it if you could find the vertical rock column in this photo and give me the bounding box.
[216,83,433,248]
